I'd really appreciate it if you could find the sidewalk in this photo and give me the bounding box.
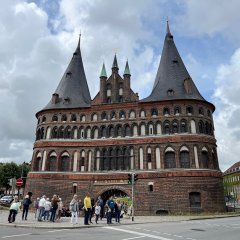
[0,210,240,229]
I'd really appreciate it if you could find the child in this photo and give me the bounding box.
[94,202,101,224]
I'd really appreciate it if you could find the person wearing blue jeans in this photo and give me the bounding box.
[106,196,115,224]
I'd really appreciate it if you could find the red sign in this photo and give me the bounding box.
[16,178,23,187]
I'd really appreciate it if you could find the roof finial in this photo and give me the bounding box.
[77,31,81,49]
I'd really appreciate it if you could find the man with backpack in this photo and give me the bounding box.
[106,196,115,224]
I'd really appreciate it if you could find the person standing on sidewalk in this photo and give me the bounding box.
[22,194,32,221]
[8,196,20,223]
[43,197,51,221]
[70,194,79,224]
[83,192,92,225]
[97,195,104,220]
[38,195,46,221]
[114,199,122,223]
[50,194,58,222]
[106,196,115,224]
[94,202,101,224]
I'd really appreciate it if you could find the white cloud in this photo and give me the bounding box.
[213,48,240,171]
[176,0,240,41]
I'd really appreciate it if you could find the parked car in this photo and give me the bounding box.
[0,195,13,204]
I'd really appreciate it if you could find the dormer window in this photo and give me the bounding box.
[167,89,174,96]
[61,114,67,122]
[163,107,170,116]
[66,72,72,78]
[172,58,178,64]
[63,97,70,104]
[42,116,46,123]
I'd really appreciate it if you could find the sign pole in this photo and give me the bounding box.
[131,173,134,221]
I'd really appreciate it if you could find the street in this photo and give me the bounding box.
[0,216,239,240]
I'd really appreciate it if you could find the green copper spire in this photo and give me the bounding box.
[112,53,119,69]
[100,63,107,78]
[124,60,131,76]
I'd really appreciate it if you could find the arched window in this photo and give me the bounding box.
[60,153,70,171]
[123,148,130,170]
[180,120,187,133]
[111,111,116,119]
[140,109,145,118]
[80,114,86,122]
[172,121,178,134]
[92,113,98,121]
[101,126,107,138]
[109,125,115,138]
[64,126,71,139]
[199,107,204,115]
[186,106,193,115]
[71,114,77,122]
[52,115,58,122]
[125,125,131,137]
[119,83,123,96]
[174,106,181,115]
[58,126,64,138]
[119,110,125,119]
[61,114,67,122]
[51,127,58,139]
[40,127,45,139]
[163,107,170,116]
[48,152,57,171]
[129,110,136,119]
[86,127,91,139]
[180,150,190,168]
[164,151,176,168]
[163,121,170,134]
[109,148,116,170]
[101,112,107,120]
[42,116,46,123]
[198,121,204,134]
[151,108,158,117]
[201,150,209,168]
[116,125,122,137]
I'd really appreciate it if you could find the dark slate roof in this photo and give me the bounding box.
[224,161,240,175]
[42,36,91,110]
[142,22,205,102]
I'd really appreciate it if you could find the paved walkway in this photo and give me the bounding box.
[0,210,240,229]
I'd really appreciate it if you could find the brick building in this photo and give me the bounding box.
[25,23,225,214]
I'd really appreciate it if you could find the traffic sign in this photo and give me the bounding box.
[16,178,23,187]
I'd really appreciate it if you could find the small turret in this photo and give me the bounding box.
[100,63,107,79]
[123,60,131,77]
[112,53,119,73]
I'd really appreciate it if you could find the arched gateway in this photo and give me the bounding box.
[98,188,129,204]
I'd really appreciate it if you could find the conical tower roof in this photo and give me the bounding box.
[100,63,107,78]
[43,36,91,110]
[142,22,205,102]
[124,60,131,76]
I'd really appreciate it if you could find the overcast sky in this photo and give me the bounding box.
[0,0,240,172]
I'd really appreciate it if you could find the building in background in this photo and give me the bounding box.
[223,162,240,205]
[25,22,225,214]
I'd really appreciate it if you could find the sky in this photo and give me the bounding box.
[0,0,240,172]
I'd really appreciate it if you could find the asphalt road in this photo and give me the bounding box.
[0,216,240,240]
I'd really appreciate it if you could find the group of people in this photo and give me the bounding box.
[8,192,127,225]
[34,194,63,222]
[69,193,124,225]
